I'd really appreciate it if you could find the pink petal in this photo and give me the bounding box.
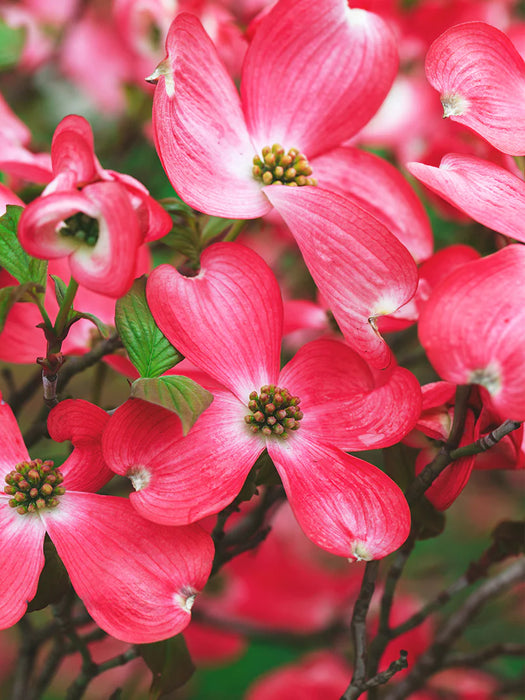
[0,139,53,184]
[102,397,184,478]
[419,244,525,420]
[415,410,476,510]
[105,390,264,526]
[269,436,410,560]
[313,146,433,263]
[43,493,213,643]
[0,501,46,629]
[264,186,418,368]
[425,22,525,155]
[20,182,142,298]
[148,242,282,401]
[152,14,269,218]
[283,299,329,336]
[0,396,30,479]
[50,115,101,187]
[242,0,398,157]
[407,155,525,241]
[47,400,112,493]
[68,182,142,297]
[279,338,421,450]
[106,171,173,242]
[18,189,101,259]
[0,183,23,213]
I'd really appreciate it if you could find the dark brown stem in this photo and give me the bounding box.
[404,385,472,507]
[384,558,525,700]
[56,333,122,392]
[341,560,380,700]
[443,643,525,668]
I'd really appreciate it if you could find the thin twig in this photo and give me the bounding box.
[57,333,123,391]
[384,558,525,700]
[443,643,525,668]
[341,560,380,700]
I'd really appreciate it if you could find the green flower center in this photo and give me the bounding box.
[60,212,100,247]
[244,385,303,439]
[253,144,317,187]
[4,459,65,515]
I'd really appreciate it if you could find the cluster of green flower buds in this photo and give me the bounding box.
[60,212,100,247]
[4,459,65,515]
[245,384,303,439]
[252,144,317,187]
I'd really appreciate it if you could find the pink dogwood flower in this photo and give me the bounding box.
[0,396,213,643]
[418,244,525,421]
[104,243,420,561]
[18,115,172,297]
[424,22,525,156]
[150,1,421,367]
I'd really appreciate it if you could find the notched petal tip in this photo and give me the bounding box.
[441,93,470,118]
[175,586,197,613]
[146,58,174,97]
[348,541,374,562]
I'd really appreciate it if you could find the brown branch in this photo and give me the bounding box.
[443,643,525,668]
[404,384,472,507]
[383,558,525,700]
[341,560,380,700]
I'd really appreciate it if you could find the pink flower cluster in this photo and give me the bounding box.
[0,0,523,678]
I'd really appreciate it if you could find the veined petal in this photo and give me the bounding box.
[265,186,418,368]
[18,190,99,259]
[269,437,410,560]
[148,243,282,401]
[426,22,525,155]
[109,172,173,242]
[0,395,29,480]
[105,391,263,526]
[43,493,214,643]
[50,115,101,186]
[243,0,398,157]
[69,182,142,298]
[47,400,112,493]
[419,245,525,420]
[102,398,184,480]
[407,155,525,241]
[313,147,433,263]
[279,339,421,450]
[152,13,269,218]
[0,139,53,184]
[0,502,46,628]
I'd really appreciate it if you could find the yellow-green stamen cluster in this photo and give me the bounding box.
[4,459,65,515]
[60,212,100,247]
[253,144,317,187]
[244,385,303,439]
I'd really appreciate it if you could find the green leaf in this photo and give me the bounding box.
[50,275,110,338]
[0,285,17,332]
[130,375,213,435]
[201,216,237,245]
[0,19,25,70]
[0,282,45,333]
[50,274,68,306]
[115,276,183,377]
[71,311,111,339]
[140,635,195,698]
[0,205,47,287]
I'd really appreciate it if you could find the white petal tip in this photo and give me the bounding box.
[175,588,197,613]
[441,93,470,118]
[349,542,373,562]
[128,466,151,492]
